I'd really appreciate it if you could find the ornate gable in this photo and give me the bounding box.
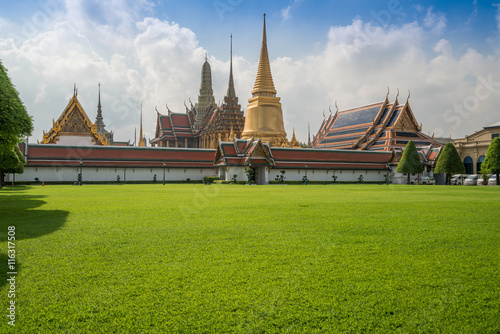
[41,90,108,145]
[393,102,421,132]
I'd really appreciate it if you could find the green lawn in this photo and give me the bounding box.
[0,184,499,333]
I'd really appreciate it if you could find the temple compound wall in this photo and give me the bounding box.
[9,142,398,184]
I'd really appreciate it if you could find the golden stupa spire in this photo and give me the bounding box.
[241,14,287,145]
[251,13,276,96]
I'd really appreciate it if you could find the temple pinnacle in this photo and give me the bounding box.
[251,13,276,96]
[226,34,236,98]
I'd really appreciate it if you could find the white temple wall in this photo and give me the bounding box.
[270,168,389,183]
[11,166,218,183]
[220,166,247,182]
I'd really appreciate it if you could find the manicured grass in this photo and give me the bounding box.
[0,184,499,333]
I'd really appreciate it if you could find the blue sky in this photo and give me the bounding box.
[1,0,500,143]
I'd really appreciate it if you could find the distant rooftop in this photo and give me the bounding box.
[484,121,500,129]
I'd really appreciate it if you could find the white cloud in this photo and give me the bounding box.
[424,7,447,35]
[0,1,499,145]
[281,6,292,21]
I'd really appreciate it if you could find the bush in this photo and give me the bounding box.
[481,137,500,185]
[275,170,286,183]
[434,143,465,185]
[245,168,254,185]
[203,176,220,184]
[397,140,423,184]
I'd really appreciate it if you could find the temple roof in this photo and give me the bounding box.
[151,109,196,144]
[313,93,441,152]
[40,88,109,145]
[214,138,393,170]
[25,144,215,168]
[214,138,274,167]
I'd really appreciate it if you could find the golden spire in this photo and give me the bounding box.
[138,104,145,147]
[241,14,287,145]
[251,14,276,96]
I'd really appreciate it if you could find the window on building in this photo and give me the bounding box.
[477,155,485,173]
[464,156,473,174]
[492,133,499,139]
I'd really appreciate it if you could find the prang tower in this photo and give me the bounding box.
[241,14,287,146]
[194,54,217,130]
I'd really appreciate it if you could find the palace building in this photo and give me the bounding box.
[454,121,500,174]
[313,90,441,152]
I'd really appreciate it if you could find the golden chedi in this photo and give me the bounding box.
[242,14,287,146]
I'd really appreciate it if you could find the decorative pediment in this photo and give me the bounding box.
[394,103,420,132]
[41,92,108,145]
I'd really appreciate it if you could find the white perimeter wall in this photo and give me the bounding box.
[216,166,392,183]
[9,166,218,183]
[9,166,398,184]
[272,168,389,183]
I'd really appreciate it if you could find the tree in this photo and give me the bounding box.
[396,140,424,184]
[0,59,33,187]
[434,142,465,185]
[3,145,26,174]
[481,137,500,185]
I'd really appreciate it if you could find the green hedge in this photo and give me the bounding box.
[203,176,220,184]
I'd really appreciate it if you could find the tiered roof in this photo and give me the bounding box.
[215,138,393,170]
[313,93,441,152]
[150,108,196,145]
[214,138,274,167]
[392,144,442,167]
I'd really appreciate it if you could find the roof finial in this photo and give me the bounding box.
[396,88,400,102]
[406,90,411,103]
[205,52,208,62]
[308,121,311,147]
[386,86,390,100]
[226,34,236,99]
[138,103,144,147]
[329,105,332,116]
[98,82,102,107]
[74,83,76,96]
[335,100,339,113]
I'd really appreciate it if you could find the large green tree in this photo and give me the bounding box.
[481,137,500,185]
[434,142,465,185]
[0,59,33,187]
[3,145,26,174]
[396,140,424,184]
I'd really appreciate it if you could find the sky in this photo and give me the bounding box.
[1,0,500,144]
